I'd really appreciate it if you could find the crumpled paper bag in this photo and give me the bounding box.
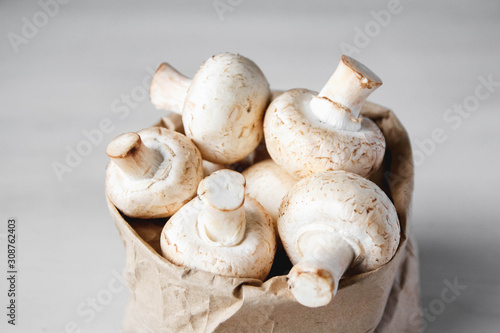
[106,101,421,332]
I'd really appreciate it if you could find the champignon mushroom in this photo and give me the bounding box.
[278,171,400,307]
[242,159,297,225]
[150,53,271,165]
[264,55,386,179]
[105,127,203,219]
[160,169,276,280]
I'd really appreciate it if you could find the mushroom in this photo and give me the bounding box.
[160,169,276,280]
[150,53,271,165]
[242,159,297,225]
[264,55,386,179]
[278,171,400,307]
[105,127,203,219]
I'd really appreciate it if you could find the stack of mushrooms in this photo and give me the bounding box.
[105,53,401,309]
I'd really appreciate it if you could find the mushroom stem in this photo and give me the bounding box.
[287,230,355,308]
[150,62,192,114]
[197,170,247,246]
[311,55,382,130]
[106,132,164,179]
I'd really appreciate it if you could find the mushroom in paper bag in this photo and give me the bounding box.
[151,52,271,165]
[161,170,276,280]
[278,171,400,308]
[105,127,203,219]
[264,55,386,179]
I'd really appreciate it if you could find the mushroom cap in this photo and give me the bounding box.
[242,159,297,223]
[278,171,400,272]
[263,89,386,179]
[183,53,271,164]
[105,127,203,218]
[161,195,276,280]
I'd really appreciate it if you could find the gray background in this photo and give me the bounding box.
[1,0,499,332]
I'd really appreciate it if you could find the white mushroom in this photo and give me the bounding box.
[105,127,203,219]
[150,53,271,164]
[278,171,400,307]
[264,55,386,179]
[242,159,297,225]
[160,170,276,280]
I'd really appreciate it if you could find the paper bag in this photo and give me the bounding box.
[106,101,421,332]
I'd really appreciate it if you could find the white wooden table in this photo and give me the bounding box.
[1,0,499,332]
